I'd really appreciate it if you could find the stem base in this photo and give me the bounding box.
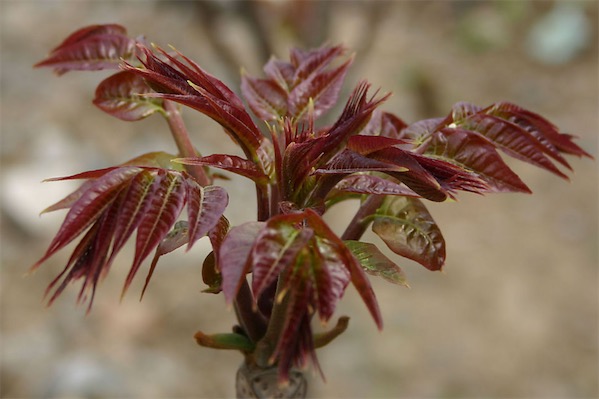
[235,361,307,399]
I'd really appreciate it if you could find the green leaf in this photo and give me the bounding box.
[372,196,445,271]
[194,331,255,352]
[345,241,408,286]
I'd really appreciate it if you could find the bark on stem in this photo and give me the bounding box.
[341,194,384,241]
[163,100,211,186]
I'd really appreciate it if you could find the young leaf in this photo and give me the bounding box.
[344,241,408,286]
[176,154,269,184]
[240,74,288,120]
[487,102,593,160]
[372,196,445,271]
[142,220,190,298]
[125,45,272,170]
[123,170,187,295]
[458,112,569,179]
[251,215,314,300]
[31,166,143,270]
[93,70,164,121]
[33,163,229,308]
[362,110,408,138]
[288,58,352,121]
[35,24,137,75]
[333,174,420,197]
[185,181,229,250]
[304,210,382,329]
[424,128,531,193]
[219,221,265,304]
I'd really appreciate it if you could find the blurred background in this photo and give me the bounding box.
[1,1,597,398]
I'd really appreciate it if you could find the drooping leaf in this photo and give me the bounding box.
[304,209,382,329]
[33,163,228,308]
[185,181,229,249]
[142,220,189,298]
[31,167,143,269]
[219,221,265,304]
[123,170,187,295]
[372,196,445,271]
[345,241,408,286]
[250,214,314,300]
[35,24,137,75]
[311,236,352,322]
[93,70,164,121]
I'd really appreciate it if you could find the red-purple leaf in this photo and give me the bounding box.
[372,196,445,271]
[32,167,143,270]
[304,209,382,329]
[311,236,352,322]
[425,128,531,193]
[93,70,164,121]
[185,181,229,249]
[251,216,314,300]
[487,102,593,160]
[241,74,288,120]
[288,58,352,121]
[263,58,295,91]
[290,45,346,86]
[176,154,269,183]
[400,117,445,143]
[123,170,186,295]
[451,101,483,122]
[365,147,449,202]
[142,220,189,298]
[219,221,265,305]
[48,24,128,52]
[314,149,409,175]
[41,180,96,214]
[318,82,390,160]
[460,112,569,179]
[361,110,408,138]
[125,45,270,168]
[35,27,137,75]
[333,174,420,197]
[344,241,408,286]
[106,170,156,265]
[347,135,407,156]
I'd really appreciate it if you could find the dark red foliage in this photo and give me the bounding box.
[34,24,591,383]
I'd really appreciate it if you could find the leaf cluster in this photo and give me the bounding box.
[33,24,591,382]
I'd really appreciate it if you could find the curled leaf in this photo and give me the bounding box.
[93,71,164,121]
[372,196,445,271]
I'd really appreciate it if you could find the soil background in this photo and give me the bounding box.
[1,1,597,398]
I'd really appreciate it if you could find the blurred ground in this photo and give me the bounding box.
[1,1,597,398]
